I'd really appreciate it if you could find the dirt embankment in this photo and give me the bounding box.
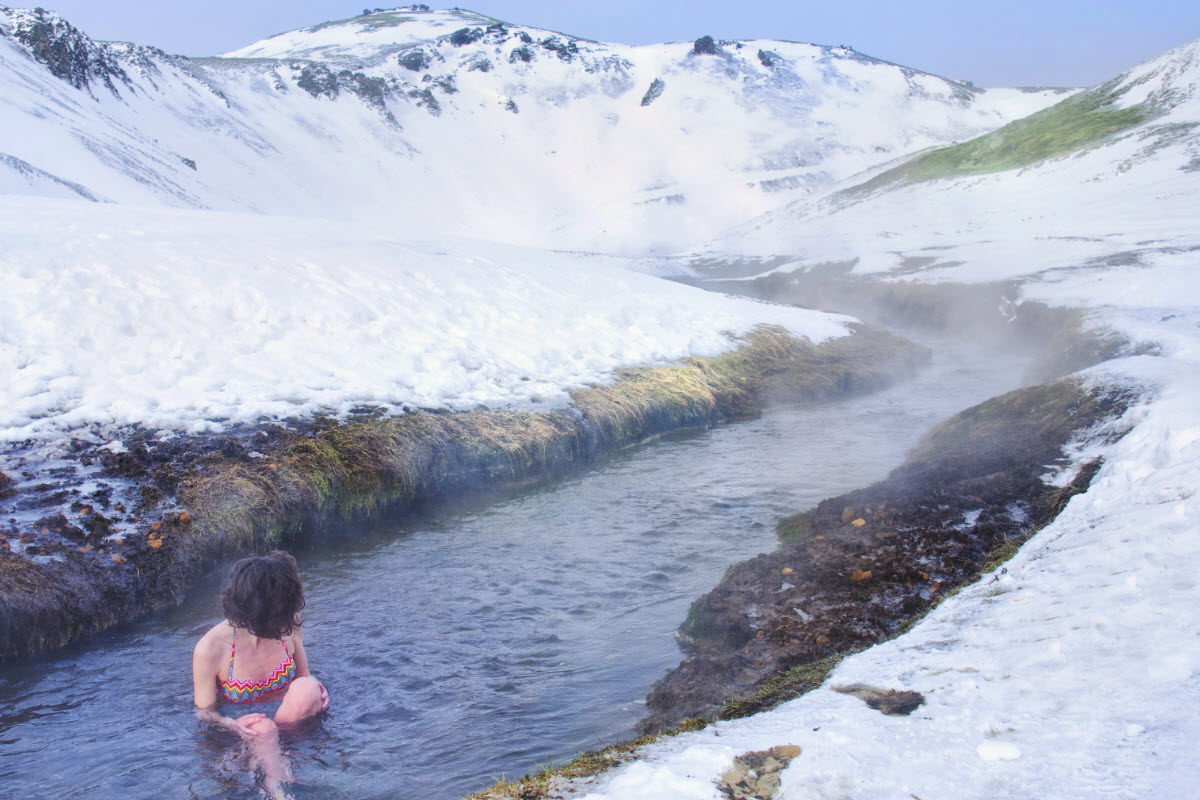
[0,324,927,661]
[640,377,1132,732]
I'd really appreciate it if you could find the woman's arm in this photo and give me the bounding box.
[193,630,255,733]
[290,627,311,678]
[289,627,329,710]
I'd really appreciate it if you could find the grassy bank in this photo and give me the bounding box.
[0,323,928,661]
[848,79,1148,194]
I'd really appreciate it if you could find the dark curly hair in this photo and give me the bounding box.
[220,550,305,640]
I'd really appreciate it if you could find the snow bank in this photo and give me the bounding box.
[0,197,851,445]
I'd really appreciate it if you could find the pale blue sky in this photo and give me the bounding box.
[29,1,1200,87]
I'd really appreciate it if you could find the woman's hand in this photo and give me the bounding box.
[320,683,330,711]
[234,713,272,739]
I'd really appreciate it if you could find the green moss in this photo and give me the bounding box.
[776,511,814,544]
[716,651,852,720]
[464,717,711,800]
[854,80,1149,191]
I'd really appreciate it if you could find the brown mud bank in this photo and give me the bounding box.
[640,377,1134,732]
[0,324,927,661]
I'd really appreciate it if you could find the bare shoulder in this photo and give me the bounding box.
[193,620,233,664]
[285,625,305,652]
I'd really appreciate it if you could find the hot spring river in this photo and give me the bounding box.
[0,333,1029,799]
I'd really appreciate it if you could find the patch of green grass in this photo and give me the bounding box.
[716,651,852,720]
[853,80,1149,191]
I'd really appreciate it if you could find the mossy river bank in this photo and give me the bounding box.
[0,329,1037,799]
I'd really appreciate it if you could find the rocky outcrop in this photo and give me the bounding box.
[640,78,666,106]
[448,27,484,47]
[693,35,720,56]
[296,63,394,113]
[1,6,129,94]
[409,86,439,115]
[398,48,429,72]
[539,36,578,62]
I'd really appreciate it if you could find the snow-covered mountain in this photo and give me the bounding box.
[0,5,1066,252]
[694,37,1200,282]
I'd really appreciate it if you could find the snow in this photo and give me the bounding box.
[0,196,851,445]
[0,6,1066,254]
[221,7,500,62]
[700,41,1200,280]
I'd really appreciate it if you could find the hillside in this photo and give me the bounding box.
[0,5,1065,252]
[694,38,1200,282]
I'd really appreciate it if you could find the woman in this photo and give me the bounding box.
[193,550,329,796]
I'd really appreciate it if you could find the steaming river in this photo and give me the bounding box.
[0,332,1029,800]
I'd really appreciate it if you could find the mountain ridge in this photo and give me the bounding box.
[0,4,1067,252]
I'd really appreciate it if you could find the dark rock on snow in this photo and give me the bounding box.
[832,683,925,715]
[640,78,666,106]
[7,7,129,94]
[397,48,429,72]
[448,27,483,47]
[693,35,719,56]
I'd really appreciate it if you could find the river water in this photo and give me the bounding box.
[0,333,1029,800]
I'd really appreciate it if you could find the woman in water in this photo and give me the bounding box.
[193,550,329,797]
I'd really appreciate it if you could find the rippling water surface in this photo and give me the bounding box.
[0,334,1029,799]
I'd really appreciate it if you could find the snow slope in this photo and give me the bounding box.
[695,39,1200,281]
[0,196,851,446]
[567,38,1200,800]
[0,6,1066,253]
[222,6,503,62]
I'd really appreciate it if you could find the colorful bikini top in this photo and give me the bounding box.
[219,632,295,704]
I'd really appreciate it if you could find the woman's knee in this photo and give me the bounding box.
[275,677,323,724]
[291,676,323,708]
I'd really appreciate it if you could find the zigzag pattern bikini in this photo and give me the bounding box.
[219,633,295,704]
